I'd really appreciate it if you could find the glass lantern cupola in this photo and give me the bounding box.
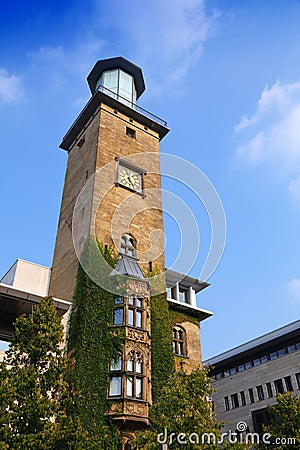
[96,69,136,106]
[87,57,146,109]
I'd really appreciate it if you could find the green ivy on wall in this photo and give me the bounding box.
[169,308,200,327]
[68,238,123,449]
[147,266,174,402]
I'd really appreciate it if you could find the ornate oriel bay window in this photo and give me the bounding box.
[113,296,144,329]
[108,350,145,400]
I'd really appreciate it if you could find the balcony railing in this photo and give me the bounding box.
[98,85,168,127]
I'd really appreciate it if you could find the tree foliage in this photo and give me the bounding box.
[132,367,251,450]
[260,392,300,449]
[0,296,87,449]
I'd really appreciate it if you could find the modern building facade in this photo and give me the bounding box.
[204,320,300,434]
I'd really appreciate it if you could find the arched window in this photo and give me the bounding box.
[126,350,144,399]
[108,350,145,400]
[173,326,187,357]
[120,234,136,257]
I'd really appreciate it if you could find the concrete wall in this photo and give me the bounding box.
[1,259,50,297]
[211,350,300,433]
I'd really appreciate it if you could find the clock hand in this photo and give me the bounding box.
[128,174,135,187]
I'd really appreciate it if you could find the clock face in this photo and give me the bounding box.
[118,166,142,192]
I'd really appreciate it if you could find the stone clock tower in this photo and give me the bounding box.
[47,57,211,448]
[49,57,169,302]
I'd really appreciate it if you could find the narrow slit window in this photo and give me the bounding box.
[126,127,136,139]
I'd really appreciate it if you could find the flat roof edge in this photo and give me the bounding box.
[204,319,300,366]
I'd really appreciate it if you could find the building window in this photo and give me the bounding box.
[224,396,230,411]
[172,326,187,357]
[108,354,123,397]
[179,290,186,303]
[238,364,245,372]
[260,354,268,364]
[240,391,246,406]
[108,351,144,400]
[274,379,284,395]
[249,388,255,403]
[126,127,136,139]
[128,296,143,328]
[295,373,300,389]
[266,382,273,398]
[113,296,144,329]
[120,234,136,257]
[284,376,293,391]
[231,393,239,409]
[277,348,286,357]
[288,344,296,353]
[113,297,124,325]
[257,385,265,401]
[126,350,144,399]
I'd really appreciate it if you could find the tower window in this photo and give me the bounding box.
[113,296,144,329]
[108,353,123,397]
[172,326,187,357]
[126,127,136,139]
[77,136,85,147]
[127,296,143,328]
[126,350,144,399]
[120,234,136,257]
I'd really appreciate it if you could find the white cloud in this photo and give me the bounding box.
[0,69,24,102]
[93,0,223,94]
[235,80,300,199]
[288,278,300,302]
[27,39,105,94]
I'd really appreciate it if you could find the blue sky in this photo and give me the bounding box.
[1,0,300,359]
